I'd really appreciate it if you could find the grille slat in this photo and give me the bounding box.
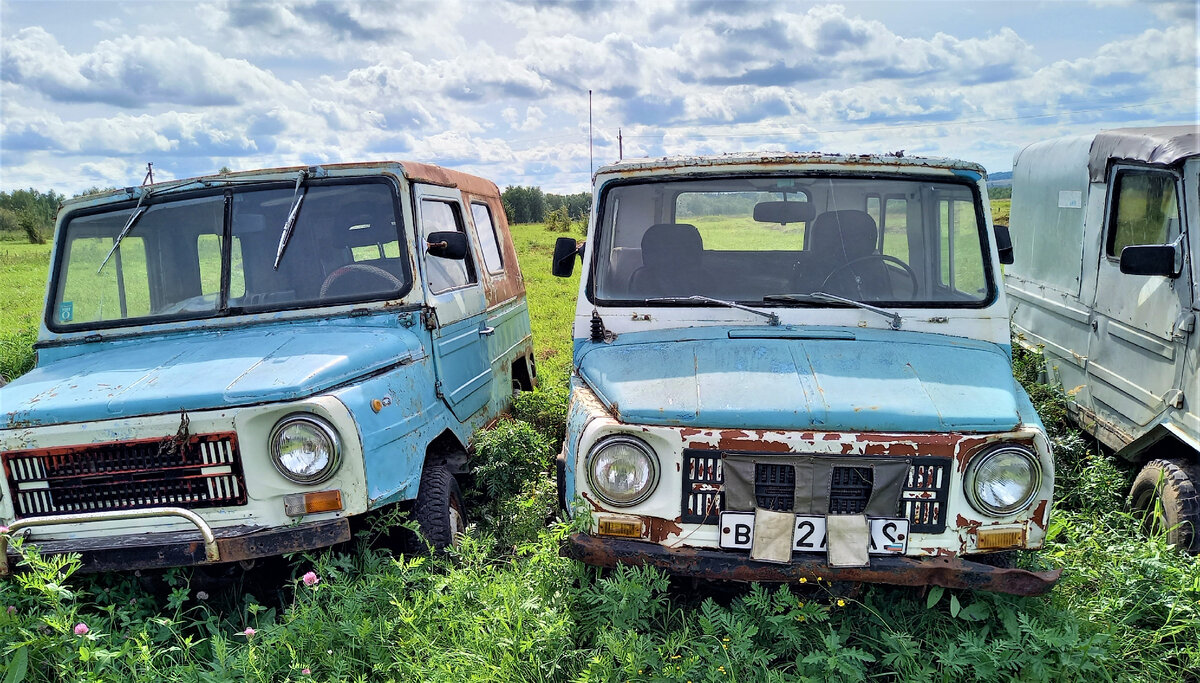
[4,433,246,519]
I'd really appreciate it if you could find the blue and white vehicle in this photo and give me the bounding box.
[1,161,536,573]
[552,152,1059,596]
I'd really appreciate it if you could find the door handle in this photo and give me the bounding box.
[480,326,496,336]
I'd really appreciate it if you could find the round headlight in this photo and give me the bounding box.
[586,435,658,507]
[965,445,1041,516]
[269,415,342,484]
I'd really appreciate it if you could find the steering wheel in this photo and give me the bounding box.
[820,254,918,300]
[319,263,403,298]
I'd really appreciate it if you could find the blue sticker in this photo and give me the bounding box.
[59,301,73,322]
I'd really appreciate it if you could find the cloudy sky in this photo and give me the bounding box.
[1,0,1195,196]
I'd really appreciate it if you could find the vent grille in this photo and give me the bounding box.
[902,457,951,533]
[754,463,795,511]
[829,466,873,515]
[681,451,723,524]
[4,433,247,518]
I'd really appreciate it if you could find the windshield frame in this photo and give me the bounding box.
[584,170,997,310]
[45,176,413,333]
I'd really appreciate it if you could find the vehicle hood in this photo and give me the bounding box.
[575,327,1027,433]
[3,322,423,429]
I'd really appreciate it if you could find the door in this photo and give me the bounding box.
[414,184,494,421]
[1086,164,1193,440]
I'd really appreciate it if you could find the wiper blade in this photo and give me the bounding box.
[648,295,780,326]
[273,170,308,270]
[763,292,902,330]
[97,194,149,274]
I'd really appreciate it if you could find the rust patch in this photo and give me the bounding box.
[717,437,790,452]
[579,491,606,513]
[955,514,983,533]
[644,516,684,543]
[1031,499,1049,530]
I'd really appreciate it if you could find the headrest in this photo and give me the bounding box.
[809,210,878,260]
[641,223,702,265]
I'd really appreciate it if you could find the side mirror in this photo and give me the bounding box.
[1120,244,1179,277]
[552,237,583,277]
[753,201,815,225]
[993,224,1014,265]
[426,231,469,260]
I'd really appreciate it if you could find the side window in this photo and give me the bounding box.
[471,202,504,273]
[938,198,986,296]
[1106,170,1180,257]
[882,197,909,259]
[197,234,245,298]
[420,199,476,293]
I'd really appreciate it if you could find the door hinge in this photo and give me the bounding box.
[434,380,444,399]
[1164,388,1185,409]
[422,306,439,330]
[1173,312,1195,339]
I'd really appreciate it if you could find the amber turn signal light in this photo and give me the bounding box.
[283,489,343,517]
[976,526,1025,550]
[597,516,643,538]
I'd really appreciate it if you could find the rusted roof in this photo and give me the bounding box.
[595,151,987,179]
[1088,125,1199,182]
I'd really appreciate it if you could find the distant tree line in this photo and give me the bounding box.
[501,186,591,224]
[0,188,65,244]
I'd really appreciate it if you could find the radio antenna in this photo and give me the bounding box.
[588,89,593,176]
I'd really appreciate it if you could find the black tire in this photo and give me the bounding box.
[1128,459,1199,553]
[413,465,466,552]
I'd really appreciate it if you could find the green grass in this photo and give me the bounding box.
[2,215,1199,682]
[0,242,52,380]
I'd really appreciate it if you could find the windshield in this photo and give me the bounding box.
[592,175,992,307]
[50,179,410,330]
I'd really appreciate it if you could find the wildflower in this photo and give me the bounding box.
[798,602,805,608]
[796,615,806,622]
[242,627,256,637]
[73,622,89,636]
[302,571,320,587]
[6,606,15,615]
[798,577,807,584]
[718,666,726,673]
[0,525,8,533]
[837,599,846,607]
[302,669,311,675]
[817,576,823,581]
[196,591,209,601]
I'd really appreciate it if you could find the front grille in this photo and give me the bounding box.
[3,433,247,518]
[829,466,873,514]
[755,463,795,511]
[680,450,952,533]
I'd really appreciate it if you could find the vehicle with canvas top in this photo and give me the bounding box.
[1005,126,1199,552]
[0,161,536,574]
[551,151,1060,596]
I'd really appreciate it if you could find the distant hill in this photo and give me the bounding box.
[987,170,1013,187]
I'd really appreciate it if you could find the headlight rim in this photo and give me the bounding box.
[269,413,343,485]
[585,434,659,508]
[964,444,1042,517]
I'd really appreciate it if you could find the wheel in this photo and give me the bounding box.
[319,263,403,298]
[820,254,918,299]
[413,465,466,552]
[1128,459,1199,552]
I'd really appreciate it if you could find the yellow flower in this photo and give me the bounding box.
[798,602,804,608]
[722,637,729,642]
[837,599,846,607]
[817,576,823,581]
[799,577,807,584]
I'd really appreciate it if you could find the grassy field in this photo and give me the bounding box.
[1,218,1199,682]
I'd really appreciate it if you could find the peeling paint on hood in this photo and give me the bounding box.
[575,327,1021,433]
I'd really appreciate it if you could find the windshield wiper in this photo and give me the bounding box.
[97,193,149,274]
[648,295,780,326]
[763,292,902,330]
[273,170,308,269]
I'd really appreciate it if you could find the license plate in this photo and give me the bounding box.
[719,512,909,555]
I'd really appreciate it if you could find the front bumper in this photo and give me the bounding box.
[3,509,350,575]
[564,533,1061,597]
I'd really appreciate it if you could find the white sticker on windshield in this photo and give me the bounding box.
[1058,190,1082,209]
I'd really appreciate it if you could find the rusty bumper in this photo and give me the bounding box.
[564,533,1061,597]
[4,518,350,574]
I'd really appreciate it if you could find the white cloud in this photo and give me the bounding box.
[0,27,297,107]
